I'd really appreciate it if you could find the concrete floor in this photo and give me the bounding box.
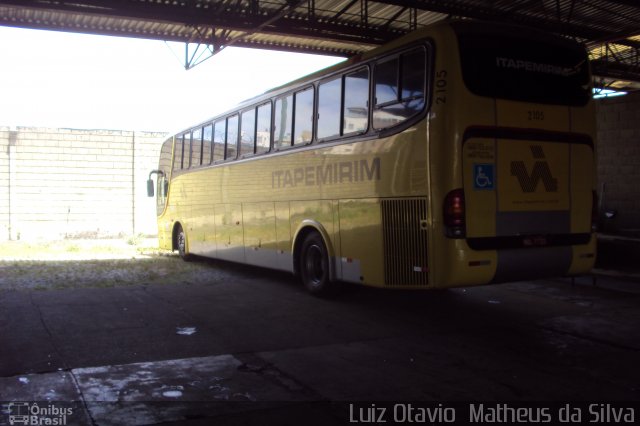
[1,257,639,425]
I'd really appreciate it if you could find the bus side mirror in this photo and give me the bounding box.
[147,170,165,197]
[147,179,154,197]
[164,180,169,196]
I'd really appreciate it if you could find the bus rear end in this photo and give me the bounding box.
[435,23,596,287]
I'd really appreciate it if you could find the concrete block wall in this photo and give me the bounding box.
[596,92,640,232]
[0,127,9,240]
[0,127,167,241]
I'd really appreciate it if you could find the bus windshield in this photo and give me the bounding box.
[455,25,591,106]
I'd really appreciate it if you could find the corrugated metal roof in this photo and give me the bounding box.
[0,0,638,87]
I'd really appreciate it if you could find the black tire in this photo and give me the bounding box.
[176,225,193,262]
[299,231,336,296]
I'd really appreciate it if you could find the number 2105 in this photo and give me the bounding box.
[435,70,447,104]
[528,110,545,120]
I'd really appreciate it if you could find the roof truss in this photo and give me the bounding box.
[0,0,638,84]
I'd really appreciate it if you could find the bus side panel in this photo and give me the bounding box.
[202,200,217,258]
[189,200,207,255]
[189,169,216,256]
[168,175,193,252]
[331,199,342,279]
[215,203,245,262]
[275,201,293,272]
[157,214,172,250]
[243,202,278,268]
[160,179,180,251]
[337,199,384,286]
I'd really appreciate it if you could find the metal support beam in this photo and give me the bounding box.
[0,0,638,82]
[367,0,629,41]
[592,59,640,82]
[330,0,359,22]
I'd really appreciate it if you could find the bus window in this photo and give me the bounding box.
[256,103,271,154]
[213,120,226,162]
[159,138,173,176]
[184,131,192,168]
[203,123,213,165]
[373,47,427,130]
[274,95,292,149]
[456,30,590,106]
[400,48,426,109]
[317,77,342,140]
[294,87,314,145]
[226,115,239,160]
[173,135,183,172]
[191,127,202,166]
[343,68,369,135]
[374,57,398,106]
[240,108,256,156]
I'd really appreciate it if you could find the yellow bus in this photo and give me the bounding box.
[147,21,597,296]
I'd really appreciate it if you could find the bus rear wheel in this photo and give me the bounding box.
[176,225,192,262]
[299,232,336,296]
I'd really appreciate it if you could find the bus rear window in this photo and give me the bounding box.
[456,29,590,106]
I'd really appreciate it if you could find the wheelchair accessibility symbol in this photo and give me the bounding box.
[473,164,494,190]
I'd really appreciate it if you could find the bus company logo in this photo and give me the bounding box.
[272,157,381,189]
[495,57,584,77]
[2,402,73,425]
[510,145,558,193]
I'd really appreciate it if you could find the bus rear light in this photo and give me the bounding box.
[443,188,466,238]
[591,190,598,232]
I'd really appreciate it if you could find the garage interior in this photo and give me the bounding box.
[0,1,639,425]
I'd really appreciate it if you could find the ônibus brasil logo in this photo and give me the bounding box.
[2,402,73,425]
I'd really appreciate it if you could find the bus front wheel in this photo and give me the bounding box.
[176,225,192,262]
[299,232,336,296]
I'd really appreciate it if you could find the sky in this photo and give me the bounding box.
[0,26,344,133]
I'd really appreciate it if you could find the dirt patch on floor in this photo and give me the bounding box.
[0,238,160,261]
[0,238,227,290]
